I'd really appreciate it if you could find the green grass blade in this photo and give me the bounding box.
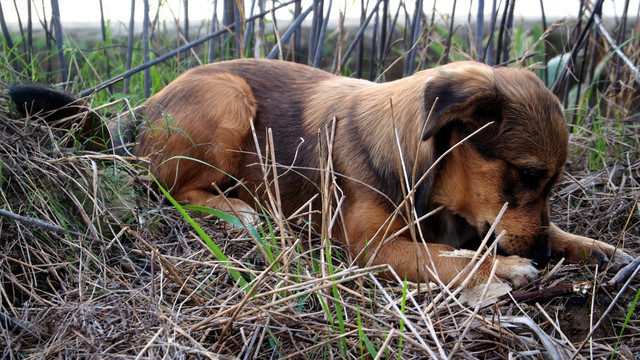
[154,181,249,290]
[325,238,348,357]
[610,286,640,359]
[357,306,378,358]
[398,278,408,360]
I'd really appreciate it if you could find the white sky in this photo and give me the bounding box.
[3,0,638,26]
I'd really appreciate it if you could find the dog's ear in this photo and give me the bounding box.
[421,62,504,141]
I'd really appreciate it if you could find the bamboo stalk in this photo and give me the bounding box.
[339,0,383,72]
[368,7,379,80]
[242,0,256,58]
[49,0,67,82]
[538,0,548,84]
[11,0,29,68]
[0,1,18,72]
[266,4,313,60]
[293,0,301,62]
[183,0,189,42]
[551,0,605,95]
[312,0,332,68]
[81,0,298,97]
[475,0,484,61]
[124,0,135,94]
[208,0,218,62]
[27,0,32,70]
[98,0,111,92]
[502,0,515,63]
[442,0,456,64]
[356,0,365,77]
[143,0,150,97]
[484,0,498,64]
[494,0,509,65]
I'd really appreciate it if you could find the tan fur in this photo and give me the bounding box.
[120,60,635,287]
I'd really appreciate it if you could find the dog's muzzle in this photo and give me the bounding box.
[530,233,552,266]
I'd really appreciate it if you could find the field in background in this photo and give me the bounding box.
[1,0,639,358]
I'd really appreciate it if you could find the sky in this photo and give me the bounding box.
[3,0,638,26]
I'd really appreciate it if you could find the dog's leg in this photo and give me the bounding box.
[372,239,538,288]
[342,201,537,288]
[549,223,634,270]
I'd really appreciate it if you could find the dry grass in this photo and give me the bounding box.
[1,83,639,360]
[2,0,639,357]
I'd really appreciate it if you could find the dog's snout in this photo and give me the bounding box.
[531,233,552,266]
[531,248,551,266]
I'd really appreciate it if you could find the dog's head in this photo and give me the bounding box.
[422,62,568,264]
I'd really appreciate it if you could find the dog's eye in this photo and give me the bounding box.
[518,169,540,189]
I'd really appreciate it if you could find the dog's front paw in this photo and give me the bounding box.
[234,204,261,226]
[590,243,634,272]
[201,196,261,229]
[612,248,635,270]
[226,204,261,229]
[550,224,634,271]
[494,256,538,289]
[555,236,634,272]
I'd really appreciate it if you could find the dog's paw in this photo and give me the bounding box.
[558,238,634,272]
[202,196,260,228]
[590,244,635,272]
[494,256,538,289]
[226,201,260,227]
[550,224,634,272]
[612,249,636,270]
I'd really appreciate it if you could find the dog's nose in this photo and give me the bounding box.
[531,249,551,266]
[530,236,551,266]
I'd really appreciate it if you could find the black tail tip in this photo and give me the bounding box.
[7,83,81,119]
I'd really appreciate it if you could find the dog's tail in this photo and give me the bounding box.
[7,83,134,155]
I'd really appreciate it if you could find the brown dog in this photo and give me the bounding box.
[10,59,633,288]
